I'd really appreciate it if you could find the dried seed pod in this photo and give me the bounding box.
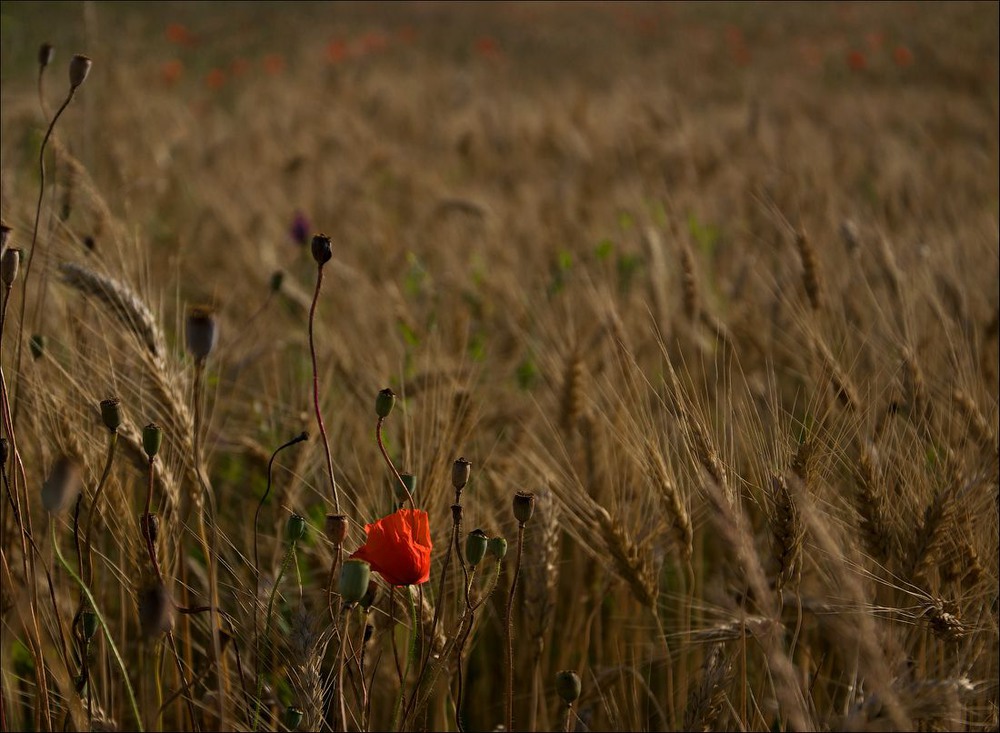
[41,456,83,514]
[513,491,536,525]
[137,582,174,639]
[142,424,162,459]
[325,514,348,546]
[465,529,488,567]
[69,54,92,89]
[555,670,582,704]
[375,388,395,418]
[452,457,472,491]
[100,398,122,432]
[339,560,371,605]
[38,43,54,68]
[311,233,332,265]
[1,247,21,286]
[185,306,218,361]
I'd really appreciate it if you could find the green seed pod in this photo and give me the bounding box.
[138,582,174,639]
[38,43,54,68]
[339,559,371,605]
[285,513,306,545]
[451,457,471,491]
[311,234,332,265]
[69,54,92,89]
[375,388,395,418]
[325,513,348,546]
[80,610,99,642]
[513,491,536,525]
[487,536,508,560]
[41,456,83,514]
[141,513,159,546]
[396,473,417,504]
[29,334,46,360]
[555,670,581,705]
[100,398,122,432]
[282,706,304,731]
[465,529,488,567]
[142,423,162,460]
[1,247,21,286]
[185,305,217,361]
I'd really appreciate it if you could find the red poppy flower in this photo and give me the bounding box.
[350,509,432,586]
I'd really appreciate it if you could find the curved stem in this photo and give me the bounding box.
[504,522,526,732]
[308,263,340,513]
[253,543,295,732]
[52,526,144,731]
[375,417,414,510]
[83,431,118,586]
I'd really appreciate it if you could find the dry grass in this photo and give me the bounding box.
[0,2,997,731]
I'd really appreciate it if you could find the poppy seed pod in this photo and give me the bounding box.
[185,306,218,362]
[487,536,508,560]
[0,437,8,466]
[359,579,378,610]
[310,234,333,265]
[141,513,159,546]
[269,270,284,293]
[282,706,304,731]
[0,222,11,248]
[69,54,92,89]
[285,514,307,545]
[325,514,348,546]
[138,582,174,639]
[39,43,54,68]
[451,457,472,491]
[375,388,395,419]
[100,398,122,432]
[555,670,582,705]
[142,423,162,459]
[513,491,536,525]
[396,474,417,504]
[339,559,371,605]
[465,529,488,567]
[1,247,21,286]
[41,456,83,514]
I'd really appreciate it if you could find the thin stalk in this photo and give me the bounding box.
[83,431,118,585]
[308,262,339,512]
[253,542,295,732]
[336,609,352,732]
[375,417,414,509]
[504,522,526,732]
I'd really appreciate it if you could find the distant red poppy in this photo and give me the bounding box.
[327,39,350,64]
[161,59,183,86]
[166,23,193,47]
[397,25,417,45]
[230,57,251,77]
[847,50,867,71]
[866,31,885,53]
[475,36,501,59]
[263,53,286,76]
[361,31,388,54]
[351,509,432,586]
[205,67,226,90]
[893,45,914,68]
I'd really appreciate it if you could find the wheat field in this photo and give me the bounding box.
[0,2,997,731]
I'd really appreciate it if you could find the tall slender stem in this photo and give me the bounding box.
[505,522,526,732]
[308,263,339,512]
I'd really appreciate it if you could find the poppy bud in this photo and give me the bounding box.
[100,398,122,432]
[311,234,332,265]
[282,706,304,731]
[465,529,488,567]
[38,43,54,68]
[29,334,46,359]
[42,456,82,514]
[185,306,217,362]
[142,423,162,459]
[325,514,348,546]
[452,457,471,491]
[1,247,21,286]
[396,473,416,505]
[487,536,508,560]
[285,514,306,545]
[555,670,581,705]
[138,582,174,639]
[80,610,99,642]
[339,559,371,605]
[375,388,395,418]
[141,513,159,546]
[513,491,535,525]
[69,54,92,89]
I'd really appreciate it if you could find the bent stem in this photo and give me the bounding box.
[83,430,118,585]
[308,261,340,513]
[375,417,414,510]
[51,526,143,732]
[391,586,418,732]
[504,522,526,732]
[253,542,295,732]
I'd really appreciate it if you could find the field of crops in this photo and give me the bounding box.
[0,2,997,731]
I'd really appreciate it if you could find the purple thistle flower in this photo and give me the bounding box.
[290,210,310,247]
